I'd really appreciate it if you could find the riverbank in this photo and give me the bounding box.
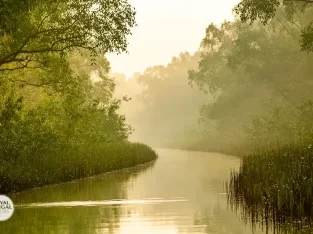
[0,149,250,234]
[163,144,245,158]
[228,142,313,232]
[0,142,158,194]
[162,138,251,158]
[167,140,313,231]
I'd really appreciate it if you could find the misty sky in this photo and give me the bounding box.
[106,0,239,78]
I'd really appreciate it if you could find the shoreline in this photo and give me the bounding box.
[9,159,157,196]
[1,143,158,195]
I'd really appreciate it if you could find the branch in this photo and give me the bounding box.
[50,35,86,49]
[0,58,45,72]
[11,79,47,87]
[8,78,60,88]
[37,1,61,31]
[0,20,79,66]
[19,44,93,54]
[274,17,299,41]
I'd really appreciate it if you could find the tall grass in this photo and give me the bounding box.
[0,142,157,194]
[227,143,313,233]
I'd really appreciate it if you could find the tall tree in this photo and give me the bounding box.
[235,0,313,51]
[0,0,136,72]
[125,52,208,147]
[189,8,313,153]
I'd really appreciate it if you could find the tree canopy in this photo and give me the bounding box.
[235,0,313,51]
[0,0,136,163]
[188,7,313,153]
[0,0,136,72]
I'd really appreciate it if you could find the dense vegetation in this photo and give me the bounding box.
[0,0,157,194]
[122,1,313,155]
[188,6,313,155]
[203,1,313,232]
[1,142,157,194]
[109,0,313,231]
[5,0,313,232]
[228,144,313,233]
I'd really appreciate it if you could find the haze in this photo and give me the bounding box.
[2,0,313,233]
[107,0,240,78]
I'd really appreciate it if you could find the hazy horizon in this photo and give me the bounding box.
[107,0,240,78]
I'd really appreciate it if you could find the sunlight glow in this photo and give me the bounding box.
[16,198,188,208]
[107,0,240,78]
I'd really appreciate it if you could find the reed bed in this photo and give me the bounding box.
[227,143,313,233]
[0,142,157,194]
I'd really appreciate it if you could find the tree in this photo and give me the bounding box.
[0,0,136,72]
[188,9,313,153]
[235,0,313,51]
[0,0,136,136]
[123,52,208,147]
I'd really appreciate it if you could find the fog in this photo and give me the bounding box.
[2,0,313,232]
[112,5,313,155]
[113,52,210,148]
[107,0,240,78]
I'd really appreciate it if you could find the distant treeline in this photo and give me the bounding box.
[118,4,313,156]
[111,2,313,231]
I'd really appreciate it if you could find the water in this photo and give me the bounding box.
[0,149,266,234]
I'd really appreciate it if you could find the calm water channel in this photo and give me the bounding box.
[0,149,268,234]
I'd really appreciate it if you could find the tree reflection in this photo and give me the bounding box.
[0,161,155,234]
[227,173,313,234]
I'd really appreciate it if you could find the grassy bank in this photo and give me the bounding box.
[0,142,157,194]
[164,137,251,157]
[227,143,313,231]
[164,143,247,158]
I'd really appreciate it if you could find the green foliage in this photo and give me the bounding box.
[235,0,313,52]
[300,21,313,52]
[199,4,313,231]
[228,143,313,233]
[0,0,136,72]
[189,8,313,154]
[235,0,280,24]
[0,50,154,193]
[0,0,158,194]
[0,142,157,194]
[0,51,134,159]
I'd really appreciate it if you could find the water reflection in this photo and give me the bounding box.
[1,149,267,234]
[1,162,155,234]
[227,171,313,234]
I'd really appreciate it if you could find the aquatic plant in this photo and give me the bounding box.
[0,142,157,194]
[227,143,313,233]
